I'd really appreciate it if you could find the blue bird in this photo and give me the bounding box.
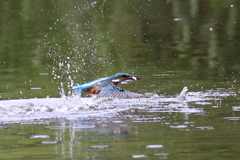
[73,73,147,99]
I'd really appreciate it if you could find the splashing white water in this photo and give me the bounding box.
[0,87,231,123]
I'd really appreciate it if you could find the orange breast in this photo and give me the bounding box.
[85,83,101,94]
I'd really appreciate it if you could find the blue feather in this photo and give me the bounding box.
[73,77,110,93]
[72,73,146,98]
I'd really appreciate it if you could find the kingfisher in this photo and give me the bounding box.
[73,73,148,99]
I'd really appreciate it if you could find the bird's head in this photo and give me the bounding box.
[111,73,141,83]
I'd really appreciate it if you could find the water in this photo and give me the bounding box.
[0,88,238,159]
[1,0,240,159]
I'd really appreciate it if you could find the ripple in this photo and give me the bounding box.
[41,141,58,144]
[170,125,188,129]
[132,155,148,158]
[146,144,164,148]
[39,73,49,75]
[30,135,50,139]
[223,117,240,120]
[45,126,68,130]
[73,125,95,129]
[184,121,194,124]
[0,126,7,129]
[153,74,172,77]
[195,126,215,130]
[112,121,124,123]
[154,153,170,159]
[90,145,109,149]
[232,106,240,111]
[195,102,212,105]
[154,153,170,156]
[30,87,42,90]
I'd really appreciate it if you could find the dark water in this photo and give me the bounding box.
[1,0,240,159]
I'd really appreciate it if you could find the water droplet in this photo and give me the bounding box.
[173,18,182,21]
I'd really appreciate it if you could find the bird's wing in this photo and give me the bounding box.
[73,77,109,93]
[97,82,146,99]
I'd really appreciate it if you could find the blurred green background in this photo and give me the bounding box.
[1,0,240,99]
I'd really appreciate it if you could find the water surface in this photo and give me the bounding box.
[1,0,240,159]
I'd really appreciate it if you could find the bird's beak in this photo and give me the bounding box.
[112,74,141,83]
[132,76,137,81]
[129,75,141,81]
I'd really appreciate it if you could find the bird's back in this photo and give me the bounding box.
[73,77,110,93]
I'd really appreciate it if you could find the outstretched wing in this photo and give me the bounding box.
[97,81,146,99]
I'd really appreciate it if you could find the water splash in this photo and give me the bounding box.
[41,1,117,97]
[0,95,215,123]
[0,86,235,123]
